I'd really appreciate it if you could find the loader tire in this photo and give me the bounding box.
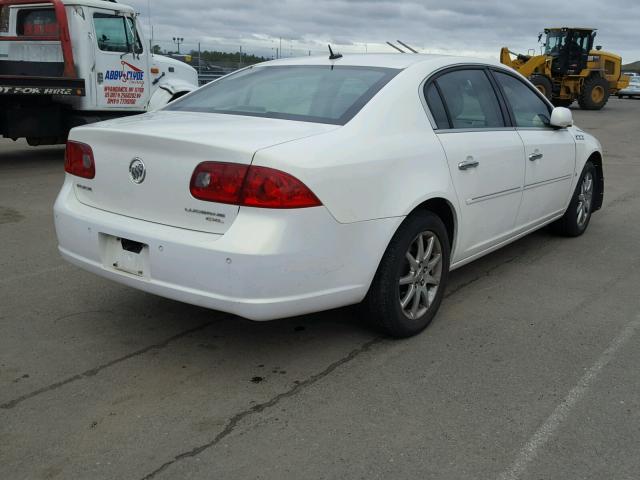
[530,75,553,100]
[578,77,610,110]
[552,98,574,108]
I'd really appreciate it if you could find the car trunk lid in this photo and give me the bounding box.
[71,111,336,234]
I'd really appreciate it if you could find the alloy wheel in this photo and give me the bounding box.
[399,231,443,320]
[577,171,594,228]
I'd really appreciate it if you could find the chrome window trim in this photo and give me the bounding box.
[515,127,564,131]
[435,127,517,134]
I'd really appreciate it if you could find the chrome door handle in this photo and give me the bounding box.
[529,152,544,161]
[458,159,479,170]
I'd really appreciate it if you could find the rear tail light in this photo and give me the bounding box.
[190,162,321,209]
[190,162,249,204]
[64,141,95,179]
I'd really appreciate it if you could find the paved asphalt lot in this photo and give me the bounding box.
[1,99,640,480]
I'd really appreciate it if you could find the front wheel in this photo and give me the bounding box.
[578,77,610,110]
[552,161,596,237]
[363,211,450,338]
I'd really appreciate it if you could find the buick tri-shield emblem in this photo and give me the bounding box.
[129,158,146,184]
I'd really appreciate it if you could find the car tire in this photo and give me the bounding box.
[530,75,553,100]
[552,161,597,237]
[363,211,450,338]
[578,77,610,110]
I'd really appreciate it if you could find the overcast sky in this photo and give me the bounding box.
[125,0,640,63]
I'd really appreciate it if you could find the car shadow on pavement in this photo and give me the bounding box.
[96,223,558,347]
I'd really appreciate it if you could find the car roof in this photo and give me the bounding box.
[257,53,504,71]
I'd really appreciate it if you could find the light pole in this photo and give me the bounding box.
[172,37,184,54]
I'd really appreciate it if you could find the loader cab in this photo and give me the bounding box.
[545,28,595,76]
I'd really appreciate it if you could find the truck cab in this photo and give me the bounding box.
[0,0,198,145]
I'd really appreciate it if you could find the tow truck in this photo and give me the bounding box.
[0,0,198,145]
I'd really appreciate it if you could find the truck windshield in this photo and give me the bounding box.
[166,65,400,125]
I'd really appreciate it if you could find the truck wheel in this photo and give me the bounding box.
[553,98,574,108]
[530,75,553,100]
[578,77,610,110]
[362,211,450,338]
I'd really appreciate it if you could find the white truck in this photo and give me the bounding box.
[0,0,198,145]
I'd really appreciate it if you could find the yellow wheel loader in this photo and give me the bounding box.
[500,27,630,110]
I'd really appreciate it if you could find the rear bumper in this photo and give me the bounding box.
[54,179,402,320]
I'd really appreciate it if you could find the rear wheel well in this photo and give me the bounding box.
[588,151,604,211]
[410,198,456,249]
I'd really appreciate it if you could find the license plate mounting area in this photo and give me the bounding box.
[100,234,149,278]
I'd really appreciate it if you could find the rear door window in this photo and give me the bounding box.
[433,69,505,129]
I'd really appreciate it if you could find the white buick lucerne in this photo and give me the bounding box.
[54,54,603,337]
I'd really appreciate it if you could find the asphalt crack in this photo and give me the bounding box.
[0,321,214,410]
[137,242,535,478]
[139,336,384,480]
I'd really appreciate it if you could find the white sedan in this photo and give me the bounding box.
[618,77,640,98]
[55,54,604,337]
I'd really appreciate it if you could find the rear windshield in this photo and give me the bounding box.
[17,8,58,37]
[166,65,400,125]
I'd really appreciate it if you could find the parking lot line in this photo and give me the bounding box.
[497,313,640,480]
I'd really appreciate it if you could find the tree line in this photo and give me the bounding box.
[152,45,267,68]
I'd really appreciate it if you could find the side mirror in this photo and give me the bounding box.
[550,107,573,128]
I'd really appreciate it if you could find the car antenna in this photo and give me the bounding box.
[397,40,418,53]
[328,44,343,60]
[386,41,406,53]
